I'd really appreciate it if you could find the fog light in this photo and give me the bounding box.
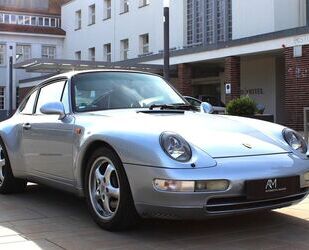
[195,180,229,192]
[154,179,195,192]
[304,172,309,182]
[153,179,229,193]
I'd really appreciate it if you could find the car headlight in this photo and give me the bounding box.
[283,128,307,154]
[160,132,192,162]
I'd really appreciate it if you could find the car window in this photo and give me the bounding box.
[61,82,70,114]
[73,72,185,112]
[36,81,66,114]
[20,90,38,115]
[186,98,201,107]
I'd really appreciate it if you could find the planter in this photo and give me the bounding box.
[252,114,274,123]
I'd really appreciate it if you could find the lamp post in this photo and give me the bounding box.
[163,0,170,81]
[8,46,13,117]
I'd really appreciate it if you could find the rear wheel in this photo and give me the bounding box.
[0,140,27,194]
[85,147,138,231]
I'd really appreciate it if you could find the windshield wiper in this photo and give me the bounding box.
[149,104,175,110]
[149,103,197,111]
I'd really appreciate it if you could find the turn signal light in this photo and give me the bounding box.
[153,179,229,193]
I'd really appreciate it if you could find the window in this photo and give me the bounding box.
[89,4,96,25]
[0,87,4,110]
[89,47,95,61]
[139,34,149,54]
[121,0,129,13]
[75,51,81,60]
[38,17,44,26]
[36,81,66,114]
[31,16,37,25]
[104,0,111,19]
[24,16,30,25]
[20,90,38,115]
[73,72,185,112]
[103,43,111,62]
[139,0,150,7]
[186,0,232,46]
[51,18,56,27]
[42,46,56,59]
[16,45,31,63]
[0,44,5,66]
[75,10,81,29]
[120,39,129,60]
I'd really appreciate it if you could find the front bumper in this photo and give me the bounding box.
[123,153,309,219]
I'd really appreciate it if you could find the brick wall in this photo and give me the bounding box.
[284,45,309,131]
[177,64,193,96]
[225,56,241,103]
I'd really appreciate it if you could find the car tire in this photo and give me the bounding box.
[85,146,139,231]
[0,139,27,194]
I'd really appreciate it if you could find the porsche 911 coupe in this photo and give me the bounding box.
[0,70,308,231]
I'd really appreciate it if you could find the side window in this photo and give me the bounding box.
[61,82,70,113]
[20,90,38,115]
[36,81,66,114]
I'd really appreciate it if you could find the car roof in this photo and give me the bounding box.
[43,69,159,83]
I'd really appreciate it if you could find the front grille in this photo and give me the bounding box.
[206,188,309,213]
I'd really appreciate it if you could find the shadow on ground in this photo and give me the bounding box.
[0,184,309,249]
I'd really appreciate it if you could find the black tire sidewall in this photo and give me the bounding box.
[84,147,137,231]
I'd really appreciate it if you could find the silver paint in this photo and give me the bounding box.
[0,70,308,219]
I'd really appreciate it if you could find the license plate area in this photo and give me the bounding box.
[246,176,300,200]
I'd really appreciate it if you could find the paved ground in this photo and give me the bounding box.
[0,185,309,250]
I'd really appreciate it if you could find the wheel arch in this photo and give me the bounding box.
[79,140,124,193]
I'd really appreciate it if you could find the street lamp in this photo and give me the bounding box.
[163,0,170,81]
[8,46,22,118]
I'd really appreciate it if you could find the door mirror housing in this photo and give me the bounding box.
[200,102,214,114]
[40,102,66,120]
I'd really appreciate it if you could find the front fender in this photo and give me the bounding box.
[74,128,217,191]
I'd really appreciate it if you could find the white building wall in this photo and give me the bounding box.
[62,0,185,62]
[0,33,64,110]
[232,0,306,40]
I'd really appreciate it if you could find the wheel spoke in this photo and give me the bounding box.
[0,159,5,168]
[102,196,112,214]
[95,168,104,183]
[106,186,119,199]
[103,164,115,185]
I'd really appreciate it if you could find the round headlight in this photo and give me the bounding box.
[283,128,307,154]
[160,132,192,162]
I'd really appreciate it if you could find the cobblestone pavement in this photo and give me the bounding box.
[0,184,309,250]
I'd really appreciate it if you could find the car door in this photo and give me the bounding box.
[20,80,75,185]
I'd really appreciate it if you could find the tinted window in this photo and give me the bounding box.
[20,90,38,115]
[36,81,66,114]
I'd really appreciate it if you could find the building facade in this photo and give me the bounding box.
[0,0,67,117]
[7,0,309,131]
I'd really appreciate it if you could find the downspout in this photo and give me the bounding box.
[307,0,309,25]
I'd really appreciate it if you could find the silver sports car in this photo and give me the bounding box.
[0,70,309,231]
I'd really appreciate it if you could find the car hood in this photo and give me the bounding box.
[84,110,289,158]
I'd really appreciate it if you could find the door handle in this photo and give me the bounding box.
[22,123,32,130]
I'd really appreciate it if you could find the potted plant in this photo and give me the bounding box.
[226,96,257,117]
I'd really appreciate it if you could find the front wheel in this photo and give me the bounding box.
[0,140,27,194]
[85,147,139,231]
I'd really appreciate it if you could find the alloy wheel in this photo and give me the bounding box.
[88,157,120,220]
[0,145,5,187]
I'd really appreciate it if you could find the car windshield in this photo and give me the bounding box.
[72,72,186,112]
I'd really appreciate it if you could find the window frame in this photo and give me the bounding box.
[0,44,6,66]
[88,4,96,25]
[18,77,70,116]
[42,45,56,59]
[120,39,129,60]
[103,0,112,20]
[75,10,82,30]
[103,43,111,62]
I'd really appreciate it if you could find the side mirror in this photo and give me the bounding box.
[200,102,214,114]
[40,102,66,120]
